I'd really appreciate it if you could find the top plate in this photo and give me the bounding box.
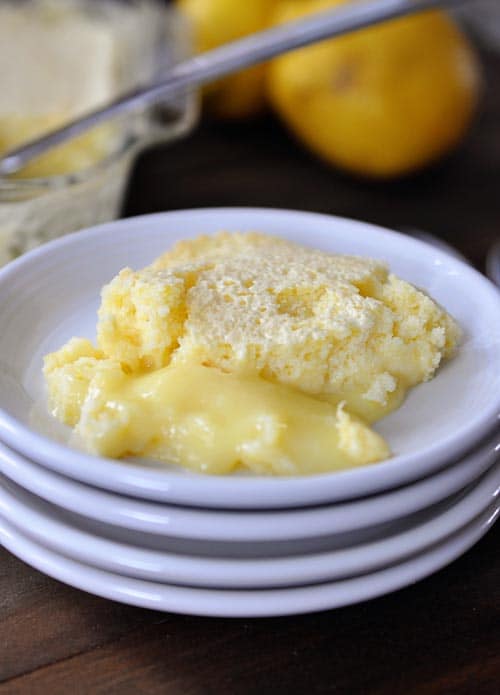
[0,208,499,508]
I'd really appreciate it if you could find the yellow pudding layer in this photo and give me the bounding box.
[44,232,460,476]
[45,339,389,475]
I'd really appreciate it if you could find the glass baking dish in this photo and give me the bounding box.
[0,0,198,266]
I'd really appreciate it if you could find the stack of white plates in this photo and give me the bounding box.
[0,208,498,618]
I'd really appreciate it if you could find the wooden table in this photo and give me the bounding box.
[1,50,499,695]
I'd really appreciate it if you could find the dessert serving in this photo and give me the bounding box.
[44,231,460,476]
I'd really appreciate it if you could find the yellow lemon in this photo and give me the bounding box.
[267,0,482,177]
[177,0,278,119]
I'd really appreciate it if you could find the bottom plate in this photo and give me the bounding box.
[1,503,498,618]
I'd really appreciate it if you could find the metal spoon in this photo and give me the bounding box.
[0,0,469,176]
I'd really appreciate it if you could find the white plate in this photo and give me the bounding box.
[0,432,498,542]
[1,504,498,617]
[0,208,499,507]
[1,464,498,588]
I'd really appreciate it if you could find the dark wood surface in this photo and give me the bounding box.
[1,50,499,695]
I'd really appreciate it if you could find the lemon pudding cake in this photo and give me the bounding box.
[44,232,460,476]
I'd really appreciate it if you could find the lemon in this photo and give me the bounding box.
[177,0,278,119]
[267,0,482,178]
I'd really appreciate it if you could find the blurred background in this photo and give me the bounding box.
[0,0,499,269]
[139,0,500,271]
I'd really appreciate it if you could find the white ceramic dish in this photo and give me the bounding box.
[1,504,497,617]
[0,433,498,542]
[0,208,499,507]
[1,464,498,589]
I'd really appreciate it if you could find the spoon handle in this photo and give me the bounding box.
[0,0,468,176]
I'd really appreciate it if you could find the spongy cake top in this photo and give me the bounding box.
[151,231,387,284]
[96,231,460,422]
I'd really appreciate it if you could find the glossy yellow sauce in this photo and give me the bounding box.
[73,362,389,475]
